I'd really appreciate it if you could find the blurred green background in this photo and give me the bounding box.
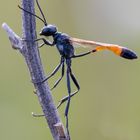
[0,0,140,140]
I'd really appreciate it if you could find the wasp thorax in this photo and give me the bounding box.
[40,24,57,36]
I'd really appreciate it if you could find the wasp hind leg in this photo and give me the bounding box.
[65,66,71,138]
[57,67,80,108]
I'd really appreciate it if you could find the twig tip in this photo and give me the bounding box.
[31,112,45,117]
[2,22,8,29]
[2,22,22,50]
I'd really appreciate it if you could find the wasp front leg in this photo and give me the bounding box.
[35,38,55,48]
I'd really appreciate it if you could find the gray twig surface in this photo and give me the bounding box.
[2,0,69,139]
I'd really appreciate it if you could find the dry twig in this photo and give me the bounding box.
[2,0,69,139]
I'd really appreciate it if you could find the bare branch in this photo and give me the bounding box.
[2,0,69,139]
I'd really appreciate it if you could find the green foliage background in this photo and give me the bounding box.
[0,0,140,140]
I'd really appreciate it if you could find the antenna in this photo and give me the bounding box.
[18,5,46,25]
[36,0,47,25]
[18,0,48,25]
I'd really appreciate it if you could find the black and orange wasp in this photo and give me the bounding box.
[19,0,137,137]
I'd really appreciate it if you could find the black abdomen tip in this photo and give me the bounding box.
[121,48,138,59]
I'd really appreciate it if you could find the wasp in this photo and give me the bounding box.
[19,0,137,137]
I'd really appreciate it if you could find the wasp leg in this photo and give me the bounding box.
[57,67,80,108]
[42,57,65,83]
[72,51,92,58]
[65,63,71,138]
[69,67,80,92]
[51,61,65,90]
[35,38,55,47]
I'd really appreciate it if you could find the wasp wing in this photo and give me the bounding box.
[70,37,137,59]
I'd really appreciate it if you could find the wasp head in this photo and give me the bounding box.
[40,24,57,36]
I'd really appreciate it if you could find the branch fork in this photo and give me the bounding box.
[2,0,69,139]
[2,23,22,50]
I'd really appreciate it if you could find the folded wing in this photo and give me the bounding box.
[70,37,137,59]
